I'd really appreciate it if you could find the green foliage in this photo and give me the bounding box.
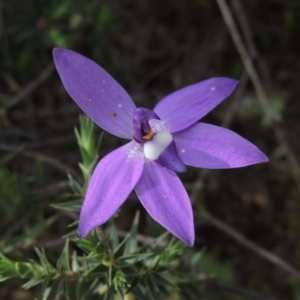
[195,253,235,283]
[0,167,39,231]
[0,0,113,88]
[290,277,300,300]
[1,216,56,254]
[74,115,103,184]
[194,0,210,7]
[0,114,211,299]
[52,115,103,214]
[237,91,286,127]
[0,213,202,300]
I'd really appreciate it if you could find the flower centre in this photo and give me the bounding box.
[133,107,159,143]
[132,107,186,172]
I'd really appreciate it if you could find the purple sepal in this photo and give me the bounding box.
[53,48,136,139]
[133,108,159,142]
[135,162,194,247]
[79,141,144,238]
[155,140,186,173]
[154,78,239,133]
[173,122,269,169]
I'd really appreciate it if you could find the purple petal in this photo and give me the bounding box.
[173,122,268,169]
[135,162,194,246]
[153,78,238,133]
[155,140,186,173]
[79,141,144,238]
[53,48,136,139]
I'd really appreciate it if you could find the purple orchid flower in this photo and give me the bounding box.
[53,48,268,247]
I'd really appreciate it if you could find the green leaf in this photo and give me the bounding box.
[86,264,109,276]
[109,222,119,252]
[0,253,18,281]
[143,277,157,300]
[48,28,70,48]
[74,115,103,185]
[35,248,54,275]
[75,231,101,254]
[123,212,140,255]
[42,285,53,300]
[71,251,79,273]
[119,253,154,265]
[52,199,82,213]
[0,144,26,166]
[57,239,71,271]
[196,253,235,283]
[67,174,83,195]
[153,272,174,286]
[108,266,118,287]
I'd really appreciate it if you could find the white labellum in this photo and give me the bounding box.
[143,131,173,160]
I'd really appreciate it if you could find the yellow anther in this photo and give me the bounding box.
[143,129,154,140]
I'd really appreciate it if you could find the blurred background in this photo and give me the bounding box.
[1,0,300,299]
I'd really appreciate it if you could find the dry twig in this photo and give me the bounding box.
[203,278,278,300]
[0,0,3,38]
[215,0,300,192]
[216,0,278,120]
[1,212,32,243]
[0,143,80,180]
[190,0,300,282]
[229,0,272,92]
[196,210,300,280]
[7,63,55,109]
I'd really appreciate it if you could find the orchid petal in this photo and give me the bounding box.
[135,162,194,246]
[173,122,268,169]
[155,140,186,173]
[79,141,144,238]
[154,78,238,132]
[53,48,136,139]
